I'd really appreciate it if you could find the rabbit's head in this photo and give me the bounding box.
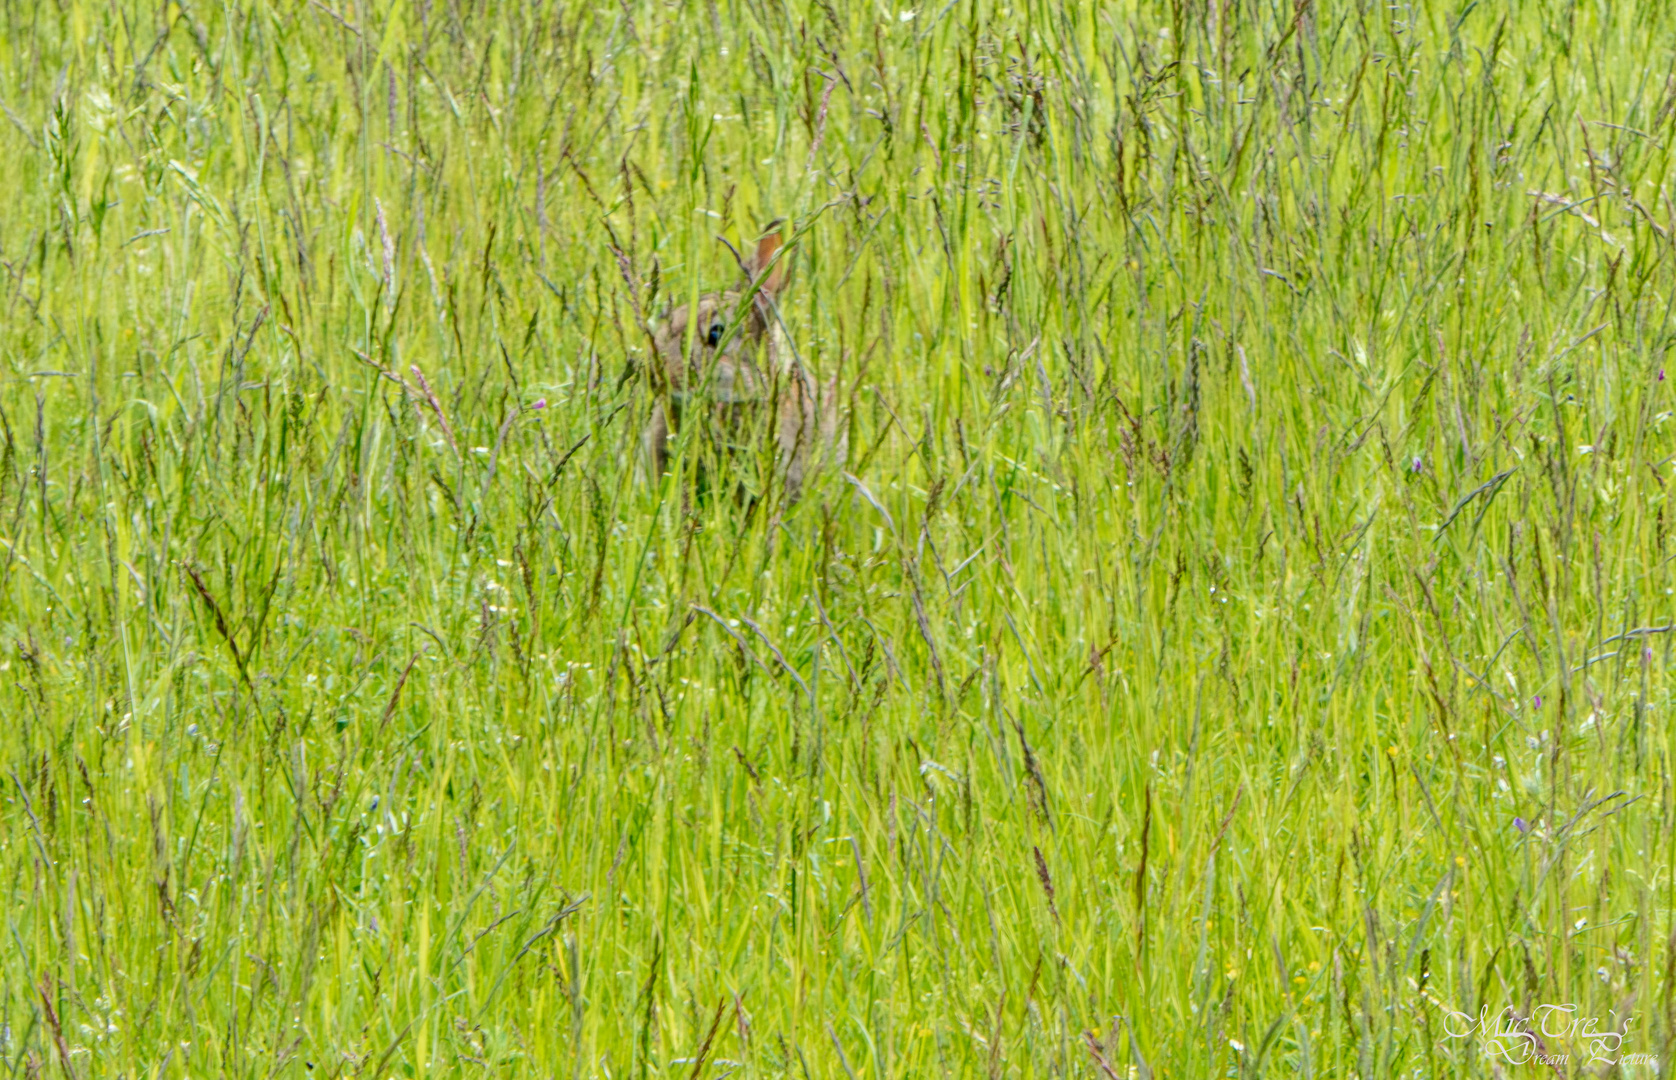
[649,227,789,406]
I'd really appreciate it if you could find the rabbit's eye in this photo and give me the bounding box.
[706,321,724,348]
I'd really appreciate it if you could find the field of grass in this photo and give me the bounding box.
[2,0,1675,1076]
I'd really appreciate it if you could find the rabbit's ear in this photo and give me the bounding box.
[752,224,788,298]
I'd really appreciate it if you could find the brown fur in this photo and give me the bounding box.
[641,228,844,503]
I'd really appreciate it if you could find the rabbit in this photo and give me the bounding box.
[641,226,844,505]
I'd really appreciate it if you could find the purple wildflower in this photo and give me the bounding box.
[1513,817,1528,833]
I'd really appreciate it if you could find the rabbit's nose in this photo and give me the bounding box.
[713,362,764,403]
[714,363,744,403]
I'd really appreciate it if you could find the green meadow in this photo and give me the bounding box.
[3,0,1675,1075]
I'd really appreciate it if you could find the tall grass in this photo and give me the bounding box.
[1,0,1673,1076]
